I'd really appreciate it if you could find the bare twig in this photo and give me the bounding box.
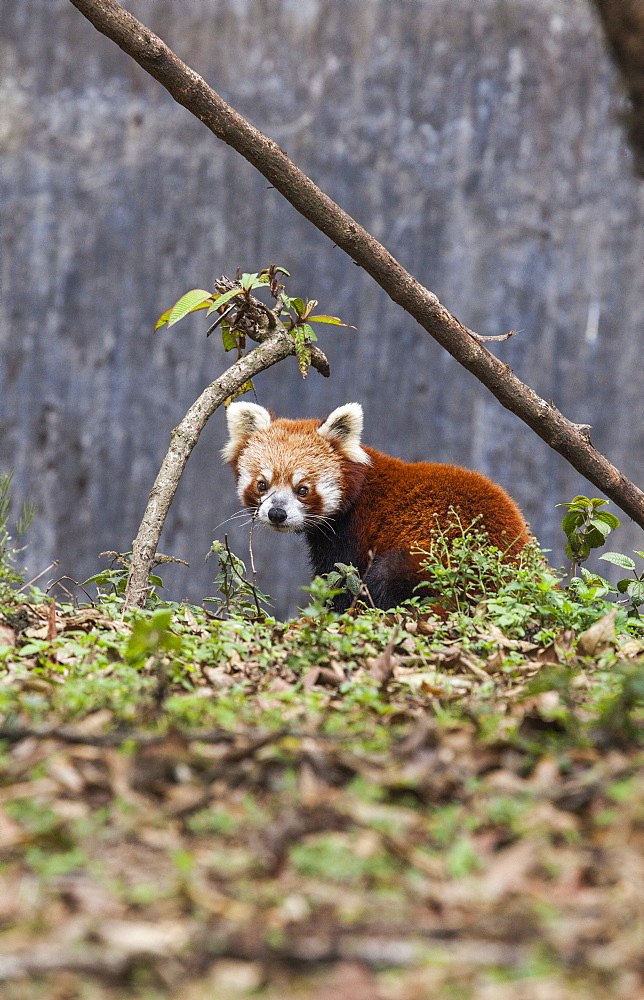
[470,329,518,343]
[46,575,95,606]
[66,0,644,531]
[248,515,259,594]
[223,534,262,618]
[349,549,377,611]
[46,600,57,642]
[16,560,60,593]
[205,303,236,337]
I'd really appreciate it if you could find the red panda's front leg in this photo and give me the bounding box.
[362,549,421,611]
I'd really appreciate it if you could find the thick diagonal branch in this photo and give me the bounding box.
[69,0,644,529]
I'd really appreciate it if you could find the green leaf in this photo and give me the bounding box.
[599,552,636,572]
[167,289,213,327]
[293,333,311,376]
[594,511,620,530]
[557,496,590,511]
[299,299,317,319]
[205,288,243,315]
[83,571,113,585]
[257,265,290,278]
[240,272,261,291]
[221,329,238,352]
[301,323,318,342]
[290,297,305,316]
[154,307,172,331]
[308,314,356,328]
[588,517,613,538]
[579,567,611,587]
[586,526,608,549]
[561,511,584,536]
[558,495,608,513]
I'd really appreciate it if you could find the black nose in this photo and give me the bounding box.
[268,506,288,524]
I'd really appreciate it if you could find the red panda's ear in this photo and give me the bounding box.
[317,403,371,465]
[222,401,272,463]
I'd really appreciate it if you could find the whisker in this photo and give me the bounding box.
[220,518,254,535]
[213,509,252,532]
[305,514,336,542]
[306,514,336,529]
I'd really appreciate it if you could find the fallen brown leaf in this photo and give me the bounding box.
[577,609,618,656]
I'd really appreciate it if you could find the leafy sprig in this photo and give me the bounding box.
[153,266,353,384]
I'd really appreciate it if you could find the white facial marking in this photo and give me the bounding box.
[316,471,342,514]
[256,488,306,532]
[236,467,253,501]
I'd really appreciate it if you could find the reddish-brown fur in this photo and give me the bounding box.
[353,447,528,565]
[224,403,529,611]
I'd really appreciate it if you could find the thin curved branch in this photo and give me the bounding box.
[68,0,644,529]
[124,326,327,609]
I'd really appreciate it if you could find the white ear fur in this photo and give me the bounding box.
[222,401,272,462]
[317,403,371,465]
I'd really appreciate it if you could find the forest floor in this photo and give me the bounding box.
[0,591,643,1000]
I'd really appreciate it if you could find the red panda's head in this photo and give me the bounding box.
[222,402,371,532]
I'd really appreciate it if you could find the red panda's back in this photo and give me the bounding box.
[351,448,529,563]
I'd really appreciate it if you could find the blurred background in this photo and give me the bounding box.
[1,0,642,618]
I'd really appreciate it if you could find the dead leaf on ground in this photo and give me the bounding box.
[0,623,16,647]
[311,960,383,1000]
[577,609,618,656]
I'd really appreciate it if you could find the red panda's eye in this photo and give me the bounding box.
[257,480,267,493]
[296,485,309,498]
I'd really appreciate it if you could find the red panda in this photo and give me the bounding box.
[223,401,529,611]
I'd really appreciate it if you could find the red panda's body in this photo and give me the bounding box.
[223,402,529,611]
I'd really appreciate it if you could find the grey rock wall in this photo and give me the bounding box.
[1,0,642,616]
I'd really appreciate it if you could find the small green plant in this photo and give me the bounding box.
[0,471,37,602]
[207,537,271,618]
[83,551,167,611]
[323,562,363,606]
[557,495,620,576]
[592,660,644,743]
[414,508,533,616]
[599,549,644,618]
[406,506,644,641]
[125,609,182,668]
[299,572,347,617]
[555,495,644,625]
[83,553,132,603]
